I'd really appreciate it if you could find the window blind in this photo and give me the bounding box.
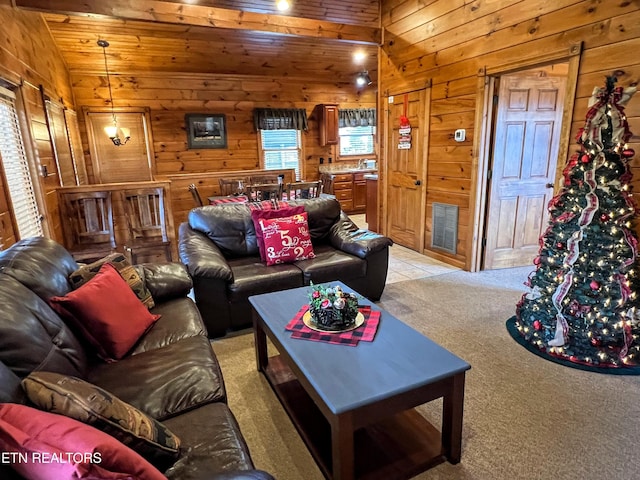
[0,86,43,239]
[260,129,301,180]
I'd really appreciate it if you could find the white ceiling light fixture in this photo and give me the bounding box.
[356,71,372,87]
[97,39,130,146]
[276,0,291,12]
[353,51,366,63]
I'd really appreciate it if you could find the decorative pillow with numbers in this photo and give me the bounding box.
[259,212,315,266]
[251,205,305,261]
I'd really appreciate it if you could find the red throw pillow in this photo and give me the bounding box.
[49,263,160,362]
[0,403,166,480]
[259,212,316,266]
[251,205,305,261]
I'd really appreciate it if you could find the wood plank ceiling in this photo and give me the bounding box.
[14,0,381,84]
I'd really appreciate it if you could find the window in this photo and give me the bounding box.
[260,129,302,180]
[338,108,376,157]
[339,125,375,156]
[0,86,43,239]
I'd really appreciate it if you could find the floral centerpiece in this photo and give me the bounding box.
[308,284,359,331]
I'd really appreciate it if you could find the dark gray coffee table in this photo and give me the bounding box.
[249,282,470,480]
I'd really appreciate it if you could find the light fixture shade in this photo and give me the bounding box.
[104,124,118,137]
[119,127,131,140]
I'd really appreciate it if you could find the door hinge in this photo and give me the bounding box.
[487,169,492,180]
[493,94,499,106]
[482,237,487,247]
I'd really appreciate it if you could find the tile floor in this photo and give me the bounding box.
[350,214,460,284]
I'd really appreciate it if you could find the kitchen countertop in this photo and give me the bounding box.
[319,166,378,174]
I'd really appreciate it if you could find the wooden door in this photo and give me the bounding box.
[43,97,77,186]
[85,111,154,183]
[64,109,88,185]
[385,89,428,251]
[484,71,566,269]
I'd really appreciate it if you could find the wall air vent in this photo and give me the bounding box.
[432,203,458,254]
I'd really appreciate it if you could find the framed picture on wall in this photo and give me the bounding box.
[185,113,227,149]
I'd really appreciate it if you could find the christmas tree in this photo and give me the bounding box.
[515,74,640,367]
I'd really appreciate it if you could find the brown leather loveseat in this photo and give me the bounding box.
[0,236,273,480]
[179,197,393,337]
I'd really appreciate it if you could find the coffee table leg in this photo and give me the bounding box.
[252,309,268,372]
[331,413,354,480]
[442,372,466,463]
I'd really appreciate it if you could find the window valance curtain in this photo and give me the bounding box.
[253,108,308,131]
[338,108,376,128]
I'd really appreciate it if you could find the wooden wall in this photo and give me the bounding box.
[379,0,640,269]
[0,1,75,246]
[71,72,376,224]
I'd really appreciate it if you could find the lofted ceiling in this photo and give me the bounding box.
[15,0,381,85]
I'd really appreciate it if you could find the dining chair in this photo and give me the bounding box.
[247,183,283,201]
[218,177,247,196]
[121,187,172,263]
[188,183,203,207]
[286,180,322,200]
[60,190,116,262]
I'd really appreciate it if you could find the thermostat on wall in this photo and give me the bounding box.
[454,129,466,142]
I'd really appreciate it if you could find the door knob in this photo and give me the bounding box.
[414,180,422,186]
[546,183,554,188]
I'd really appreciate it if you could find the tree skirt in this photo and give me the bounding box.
[505,316,640,375]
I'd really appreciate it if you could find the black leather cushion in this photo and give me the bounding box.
[188,198,342,257]
[294,244,366,284]
[136,262,194,303]
[0,236,78,300]
[130,297,207,354]
[163,402,254,478]
[287,197,341,241]
[22,372,181,469]
[189,205,259,258]
[0,275,88,380]
[87,335,226,420]
[226,256,303,302]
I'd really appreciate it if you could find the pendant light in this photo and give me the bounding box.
[97,39,130,146]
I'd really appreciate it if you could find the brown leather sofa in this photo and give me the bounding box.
[179,197,393,337]
[0,236,274,480]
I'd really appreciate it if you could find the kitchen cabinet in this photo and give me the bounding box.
[321,170,375,214]
[353,172,367,212]
[317,104,339,146]
[331,173,353,212]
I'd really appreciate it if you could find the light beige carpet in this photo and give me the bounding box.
[211,267,640,480]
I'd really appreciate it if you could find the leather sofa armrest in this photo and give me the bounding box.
[136,262,193,302]
[179,223,233,282]
[187,471,276,480]
[329,212,393,259]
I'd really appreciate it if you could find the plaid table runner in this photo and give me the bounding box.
[285,305,380,346]
[209,195,249,205]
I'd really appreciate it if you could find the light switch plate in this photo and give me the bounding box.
[454,129,466,142]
